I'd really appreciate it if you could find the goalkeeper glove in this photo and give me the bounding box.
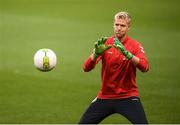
[93,37,112,60]
[114,37,133,60]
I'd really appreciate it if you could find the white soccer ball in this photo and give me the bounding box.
[34,48,57,72]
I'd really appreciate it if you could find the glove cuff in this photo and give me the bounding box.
[93,52,99,60]
[93,53,99,59]
[124,51,133,60]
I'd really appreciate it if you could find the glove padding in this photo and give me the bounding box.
[114,37,133,60]
[93,37,112,59]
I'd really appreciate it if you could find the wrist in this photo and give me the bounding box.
[92,50,99,61]
[93,53,99,60]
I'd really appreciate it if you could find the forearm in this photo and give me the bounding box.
[83,54,98,72]
[131,55,140,66]
[131,55,149,72]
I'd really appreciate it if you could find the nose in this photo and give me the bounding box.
[116,25,121,30]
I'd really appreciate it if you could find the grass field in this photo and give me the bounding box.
[0,0,180,123]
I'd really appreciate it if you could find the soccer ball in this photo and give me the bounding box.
[34,48,57,72]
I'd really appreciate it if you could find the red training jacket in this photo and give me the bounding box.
[83,36,149,99]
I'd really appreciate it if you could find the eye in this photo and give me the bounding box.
[115,23,119,26]
[120,24,126,27]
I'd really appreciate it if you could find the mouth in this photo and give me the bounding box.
[115,30,122,33]
[115,32,121,35]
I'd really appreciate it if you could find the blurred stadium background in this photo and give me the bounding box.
[0,0,180,123]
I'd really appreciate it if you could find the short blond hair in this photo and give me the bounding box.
[114,11,131,27]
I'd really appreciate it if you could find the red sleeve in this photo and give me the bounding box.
[134,44,149,72]
[83,54,102,72]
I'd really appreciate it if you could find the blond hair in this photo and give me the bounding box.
[114,11,131,27]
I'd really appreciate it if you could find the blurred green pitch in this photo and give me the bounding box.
[0,0,180,123]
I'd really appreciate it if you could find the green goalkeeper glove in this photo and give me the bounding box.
[93,37,112,59]
[114,37,133,60]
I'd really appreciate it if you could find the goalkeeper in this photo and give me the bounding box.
[79,11,149,124]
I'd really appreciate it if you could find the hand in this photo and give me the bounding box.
[93,37,112,60]
[114,37,133,60]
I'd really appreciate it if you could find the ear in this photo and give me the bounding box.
[128,26,131,30]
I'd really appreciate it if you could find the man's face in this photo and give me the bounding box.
[114,18,129,38]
